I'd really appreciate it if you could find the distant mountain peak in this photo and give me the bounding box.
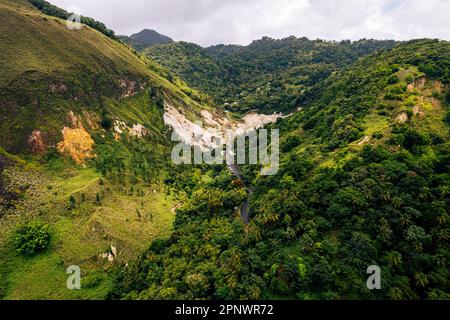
[130,29,172,42]
[120,29,173,51]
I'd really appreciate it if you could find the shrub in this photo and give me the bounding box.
[0,276,6,298]
[387,75,400,85]
[282,135,302,152]
[403,129,430,151]
[14,222,50,255]
[101,111,113,130]
[69,195,76,210]
[444,112,450,126]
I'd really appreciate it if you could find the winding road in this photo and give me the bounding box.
[227,163,253,224]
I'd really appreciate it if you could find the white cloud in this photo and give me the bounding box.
[48,0,450,46]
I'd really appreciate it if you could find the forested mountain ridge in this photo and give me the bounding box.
[27,0,117,39]
[113,39,450,300]
[145,37,399,114]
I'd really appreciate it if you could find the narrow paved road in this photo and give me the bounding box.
[227,163,253,224]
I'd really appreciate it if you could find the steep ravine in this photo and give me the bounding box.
[164,103,282,223]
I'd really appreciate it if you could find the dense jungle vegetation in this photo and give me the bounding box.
[145,37,398,114]
[112,39,450,300]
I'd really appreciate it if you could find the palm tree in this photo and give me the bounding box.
[419,186,431,200]
[414,273,429,288]
[388,287,403,300]
[438,185,450,199]
[399,214,411,226]
[387,251,402,268]
[391,196,402,209]
[381,190,391,203]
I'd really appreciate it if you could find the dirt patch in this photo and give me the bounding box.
[119,79,140,99]
[395,112,409,123]
[431,98,442,109]
[357,136,371,146]
[28,130,46,156]
[414,76,427,89]
[82,111,100,130]
[57,127,95,164]
[396,112,408,124]
[49,83,68,94]
[0,154,18,213]
[433,80,443,94]
[68,111,84,129]
[412,106,425,118]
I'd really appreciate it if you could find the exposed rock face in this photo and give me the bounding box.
[164,104,226,150]
[130,124,148,138]
[119,79,139,98]
[164,103,284,151]
[396,112,409,124]
[82,111,100,130]
[68,111,84,129]
[49,83,67,94]
[28,130,46,156]
[113,120,148,139]
[238,113,283,134]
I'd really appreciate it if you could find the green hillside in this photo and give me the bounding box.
[145,37,398,114]
[113,39,450,300]
[0,0,207,299]
[0,0,449,302]
[0,0,210,154]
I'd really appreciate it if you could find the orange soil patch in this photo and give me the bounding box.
[57,127,94,164]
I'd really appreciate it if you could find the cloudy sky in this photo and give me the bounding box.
[49,0,450,46]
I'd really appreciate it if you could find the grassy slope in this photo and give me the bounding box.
[0,0,196,299]
[0,0,211,153]
[0,151,176,299]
